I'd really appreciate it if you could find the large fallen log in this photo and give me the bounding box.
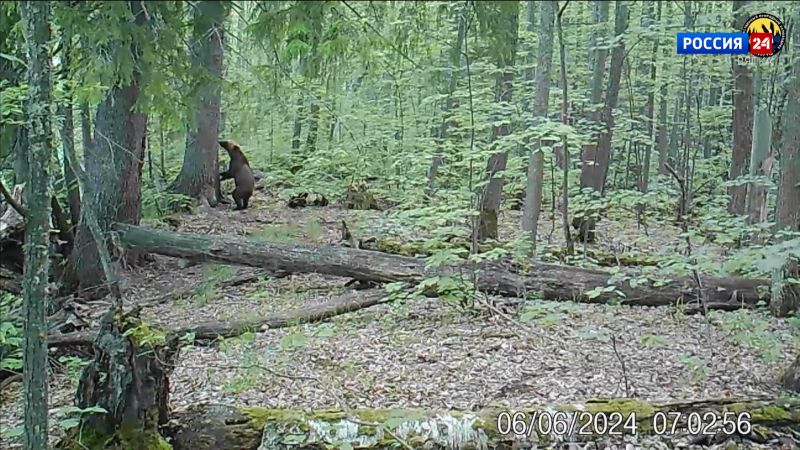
[165,397,800,450]
[48,289,387,349]
[114,223,790,310]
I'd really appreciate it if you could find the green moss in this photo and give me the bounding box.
[585,398,657,418]
[123,321,167,348]
[242,407,308,431]
[59,424,172,450]
[744,405,792,421]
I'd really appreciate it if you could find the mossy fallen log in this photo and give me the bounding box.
[374,239,658,267]
[113,223,795,310]
[166,397,800,449]
[48,289,387,349]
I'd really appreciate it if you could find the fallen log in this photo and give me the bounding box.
[48,289,387,349]
[114,223,790,310]
[165,397,800,450]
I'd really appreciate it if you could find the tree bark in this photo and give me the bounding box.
[520,0,555,252]
[59,308,178,449]
[19,1,53,447]
[111,223,786,311]
[68,0,149,294]
[770,7,800,318]
[57,30,81,231]
[171,1,228,206]
[165,397,800,450]
[574,1,628,242]
[728,0,754,215]
[476,1,519,241]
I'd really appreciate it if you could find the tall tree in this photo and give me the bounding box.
[728,0,754,214]
[640,1,660,194]
[745,74,772,224]
[575,0,628,241]
[426,0,470,196]
[521,0,555,251]
[171,1,230,206]
[68,0,149,293]
[771,5,800,320]
[58,28,80,230]
[19,1,53,448]
[475,0,520,241]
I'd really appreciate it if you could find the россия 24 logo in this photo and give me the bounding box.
[743,13,785,57]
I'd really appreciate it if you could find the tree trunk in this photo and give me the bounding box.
[68,0,148,294]
[641,1,659,194]
[770,10,800,317]
[729,0,753,215]
[426,1,469,196]
[170,1,228,206]
[291,95,303,150]
[112,223,789,311]
[305,98,319,153]
[775,18,800,233]
[79,101,92,154]
[745,104,772,224]
[57,30,81,232]
[165,397,800,450]
[20,2,53,447]
[574,1,628,242]
[520,0,555,252]
[476,1,519,241]
[58,308,179,449]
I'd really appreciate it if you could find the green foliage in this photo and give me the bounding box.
[0,292,22,373]
[680,354,708,383]
[712,310,788,362]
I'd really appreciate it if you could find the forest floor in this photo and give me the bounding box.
[1,192,798,449]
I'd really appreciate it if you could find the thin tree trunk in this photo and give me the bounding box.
[306,98,319,152]
[426,0,469,196]
[745,83,773,225]
[521,0,555,252]
[292,95,303,150]
[476,2,519,241]
[58,30,81,230]
[19,2,53,447]
[574,1,628,242]
[729,0,754,215]
[641,1,659,194]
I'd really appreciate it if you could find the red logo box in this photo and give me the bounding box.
[749,32,773,55]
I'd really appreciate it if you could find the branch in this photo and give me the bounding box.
[0,180,28,217]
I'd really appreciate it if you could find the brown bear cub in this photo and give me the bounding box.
[218,140,255,210]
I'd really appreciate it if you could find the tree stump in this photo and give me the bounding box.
[58,305,179,449]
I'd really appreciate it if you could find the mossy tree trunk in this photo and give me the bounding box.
[67,0,149,295]
[166,398,800,450]
[60,309,179,449]
[171,1,230,207]
[20,1,53,447]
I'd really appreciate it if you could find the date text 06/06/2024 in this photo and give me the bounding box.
[496,410,753,438]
